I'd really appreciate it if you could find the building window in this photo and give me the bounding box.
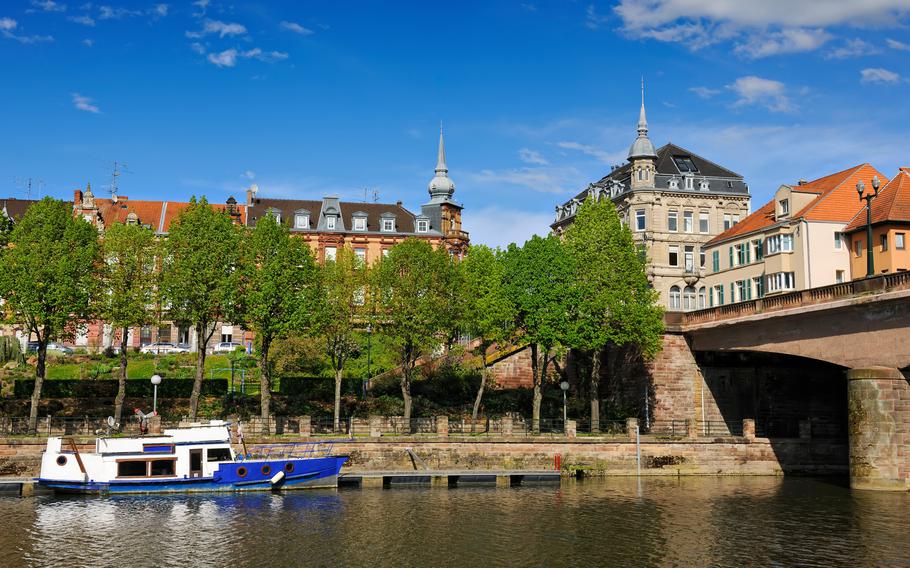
[668,177,679,190]
[735,243,750,265]
[354,248,366,265]
[684,246,695,272]
[753,239,764,260]
[766,271,796,293]
[669,286,681,310]
[713,284,725,306]
[683,210,693,233]
[683,286,696,311]
[327,216,337,230]
[699,211,709,234]
[881,234,888,251]
[698,179,709,191]
[634,210,646,231]
[354,217,367,231]
[723,214,732,230]
[667,210,678,232]
[897,233,906,250]
[834,232,842,249]
[294,213,309,229]
[712,250,719,272]
[728,246,734,268]
[835,270,845,283]
[684,176,694,190]
[637,169,644,181]
[381,219,395,232]
[325,247,337,262]
[779,199,789,216]
[735,280,746,302]
[381,249,390,257]
[416,219,429,233]
[699,248,706,269]
[668,245,679,267]
[766,234,793,255]
[753,276,764,298]
[697,287,706,309]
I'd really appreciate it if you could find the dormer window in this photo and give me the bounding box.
[380,215,395,232]
[668,177,679,190]
[684,175,694,191]
[698,179,710,191]
[294,211,310,229]
[353,215,367,231]
[673,155,698,173]
[327,216,337,230]
[416,219,429,233]
[779,199,790,216]
[267,208,282,225]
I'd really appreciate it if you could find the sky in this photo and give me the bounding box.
[2,0,910,248]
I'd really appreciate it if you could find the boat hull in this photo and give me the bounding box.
[37,456,348,495]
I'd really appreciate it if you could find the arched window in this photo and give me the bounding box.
[669,286,681,310]
[697,287,707,309]
[683,286,696,311]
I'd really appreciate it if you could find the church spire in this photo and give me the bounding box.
[637,77,648,134]
[435,122,447,175]
[427,121,456,202]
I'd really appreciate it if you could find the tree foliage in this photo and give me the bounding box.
[237,212,320,430]
[161,197,241,420]
[0,197,100,432]
[99,221,159,426]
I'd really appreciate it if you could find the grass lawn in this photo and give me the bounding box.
[42,353,243,381]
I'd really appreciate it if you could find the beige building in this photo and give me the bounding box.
[552,96,751,311]
[703,163,887,306]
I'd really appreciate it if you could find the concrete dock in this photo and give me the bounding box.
[338,470,562,489]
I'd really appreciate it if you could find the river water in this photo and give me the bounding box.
[1,477,907,567]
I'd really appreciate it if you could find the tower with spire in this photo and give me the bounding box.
[629,79,658,190]
[421,123,467,255]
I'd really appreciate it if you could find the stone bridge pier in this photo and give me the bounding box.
[847,367,910,491]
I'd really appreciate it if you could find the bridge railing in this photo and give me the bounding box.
[677,271,910,327]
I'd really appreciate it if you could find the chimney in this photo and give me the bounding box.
[798,179,808,186]
[74,189,83,205]
[246,188,253,206]
[396,200,403,207]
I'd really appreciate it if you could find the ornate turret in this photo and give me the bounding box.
[82,182,96,208]
[427,124,456,203]
[629,80,657,190]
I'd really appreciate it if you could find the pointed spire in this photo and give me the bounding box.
[436,122,447,174]
[628,78,658,161]
[637,77,648,134]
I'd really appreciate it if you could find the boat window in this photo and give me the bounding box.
[117,460,148,477]
[207,448,233,462]
[149,460,176,477]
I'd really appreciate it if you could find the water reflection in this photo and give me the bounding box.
[0,477,907,567]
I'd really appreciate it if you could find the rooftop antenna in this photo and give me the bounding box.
[372,188,380,203]
[109,161,131,201]
[14,177,44,200]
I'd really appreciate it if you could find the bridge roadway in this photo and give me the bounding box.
[664,271,910,491]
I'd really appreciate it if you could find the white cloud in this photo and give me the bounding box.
[690,86,721,98]
[734,28,831,58]
[469,166,583,194]
[860,67,901,84]
[280,20,313,35]
[81,38,93,46]
[462,205,554,248]
[190,42,205,54]
[207,48,237,67]
[153,4,168,17]
[826,38,878,59]
[613,0,910,56]
[69,15,95,26]
[189,19,246,38]
[71,92,100,113]
[243,170,256,180]
[727,76,794,112]
[207,47,288,67]
[2,20,54,44]
[886,38,910,50]
[585,5,611,30]
[556,141,624,164]
[518,148,548,165]
[0,18,16,31]
[98,6,142,20]
[32,1,66,12]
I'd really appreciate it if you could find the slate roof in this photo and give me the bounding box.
[0,198,40,221]
[706,163,888,246]
[247,197,424,234]
[844,168,910,232]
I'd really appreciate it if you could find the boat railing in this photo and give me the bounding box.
[240,440,338,461]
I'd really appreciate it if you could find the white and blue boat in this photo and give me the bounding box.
[37,421,348,494]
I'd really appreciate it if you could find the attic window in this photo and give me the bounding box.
[327,216,336,230]
[353,216,367,231]
[779,199,790,216]
[294,212,309,229]
[416,219,429,233]
[673,156,698,173]
[381,218,395,232]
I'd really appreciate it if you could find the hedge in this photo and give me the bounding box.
[13,379,228,399]
[280,376,364,399]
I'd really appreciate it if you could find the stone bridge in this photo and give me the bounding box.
[665,271,910,491]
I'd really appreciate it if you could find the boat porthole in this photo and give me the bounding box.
[56,455,67,466]
[284,462,294,473]
[237,466,247,478]
[261,465,271,476]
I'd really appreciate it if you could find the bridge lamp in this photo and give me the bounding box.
[150,374,162,414]
[856,176,882,278]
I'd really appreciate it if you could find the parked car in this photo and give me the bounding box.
[25,341,40,354]
[212,342,244,354]
[46,342,74,355]
[174,343,192,353]
[140,342,178,354]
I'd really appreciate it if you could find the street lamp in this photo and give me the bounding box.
[364,323,373,398]
[857,177,882,278]
[559,381,569,425]
[150,374,162,415]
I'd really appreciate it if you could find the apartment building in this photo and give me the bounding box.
[843,168,910,278]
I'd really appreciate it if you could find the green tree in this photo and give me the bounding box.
[161,197,241,420]
[373,238,450,424]
[0,210,13,247]
[563,197,664,431]
[100,221,159,427]
[502,234,573,433]
[237,212,319,430]
[314,247,367,432]
[0,197,100,432]
[460,245,516,427]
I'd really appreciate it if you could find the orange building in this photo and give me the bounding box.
[843,168,910,279]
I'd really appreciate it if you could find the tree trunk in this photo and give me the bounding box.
[333,365,343,433]
[531,344,541,434]
[471,356,489,433]
[590,348,601,433]
[114,326,129,427]
[28,338,48,434]
[259,336,271,435]
[189,325,207,421]
[401,366,412,427]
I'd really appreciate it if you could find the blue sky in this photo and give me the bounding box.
[2,0,909,247]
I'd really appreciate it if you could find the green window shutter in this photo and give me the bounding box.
[719,286,724,305]
[729,246,734,267]
[712,251,719,272]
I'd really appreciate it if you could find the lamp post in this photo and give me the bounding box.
[364,323,373,399]
[857,177,882,278]
[560,381,569,425]
[150,374,162,415]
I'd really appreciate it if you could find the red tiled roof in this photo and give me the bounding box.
[92,197,245,233]
[844,169,910,232]
[706,163,888,246]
